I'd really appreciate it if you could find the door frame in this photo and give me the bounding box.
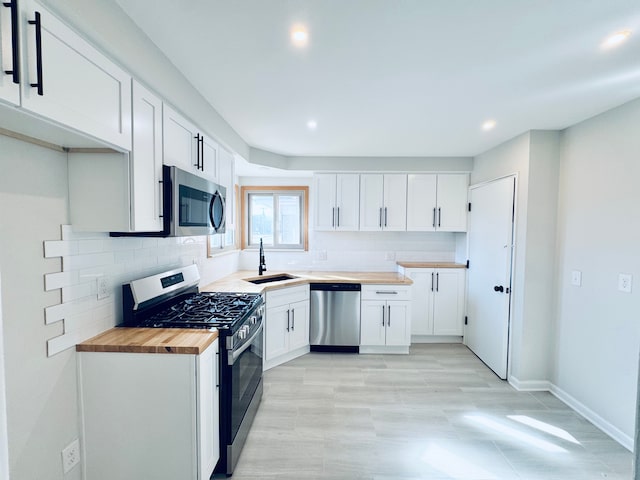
[465,173,519,380]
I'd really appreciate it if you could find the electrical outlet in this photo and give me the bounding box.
[571,270,582,286]
[97,277,110,300]
[62,439,80,473]
[618,273,632,293]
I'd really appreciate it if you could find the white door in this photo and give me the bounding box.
[406,174,437,231]
[433,269,465,336]
[383,174,407,231]
[288,300,309,351]
[0,0,20,105]
[163,104,198,172]
[335,174,359,231]
[360,300,386,345]
[359,174,384,231]
[131,80,163,231]
[385,303,410,346]
[265,304,290,361]
[407,269,434,335]
[201,135,219,182]
[21,0,132,149]
[437,174,469,232]
[0,273,8,480]
[465,176,515,379]
[313,174,337,230]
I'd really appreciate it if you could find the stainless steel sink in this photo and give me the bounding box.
[246,274,297,285]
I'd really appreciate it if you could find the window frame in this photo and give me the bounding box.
[241,186,309,251]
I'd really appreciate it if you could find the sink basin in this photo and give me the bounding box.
[246,274,297,285]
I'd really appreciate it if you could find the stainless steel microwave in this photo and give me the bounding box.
[110,165,226,238]
[165,165,226,237]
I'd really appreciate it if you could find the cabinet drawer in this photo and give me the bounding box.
[361,285,411,301]
[266,284,309,308]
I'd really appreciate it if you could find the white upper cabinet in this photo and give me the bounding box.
[218,145,235,225]
[131,80,163,231]
[19,0,132,150]
[0,0,20,105]
[360,174,407,231]
[163,104,219,182]
[313,173,359,231]
[407,173,468,232]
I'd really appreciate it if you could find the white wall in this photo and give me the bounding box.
[0,273,9,479]
[553,98,640,444]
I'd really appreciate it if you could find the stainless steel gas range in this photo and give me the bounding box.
[121,265,264,477]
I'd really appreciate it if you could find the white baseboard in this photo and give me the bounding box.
[508,375,552,391]
[508,375,633,452]
[360,345,409,354]
[411,335,463,344]
[549,384,634,452]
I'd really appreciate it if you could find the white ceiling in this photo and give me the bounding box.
[115,0,640,158]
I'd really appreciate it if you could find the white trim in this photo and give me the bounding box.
[508,375,551,391]
[359,345,409,354]
[411,335,463,344]
[263,345,310,371]
[0,273,9,479]
[508,375,633,452]
[549,384,634,452]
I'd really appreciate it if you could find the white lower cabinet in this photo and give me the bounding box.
[264,285,310,370]
[78,340,219,480]
[404,267,466,341]
[360,285,411,353]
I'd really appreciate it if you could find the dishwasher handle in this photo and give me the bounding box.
[309,283,361,292]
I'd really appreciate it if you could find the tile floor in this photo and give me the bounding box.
[228,344,632,480]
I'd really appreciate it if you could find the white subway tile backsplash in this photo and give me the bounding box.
[43,226,213,356]
[44,271,79,291]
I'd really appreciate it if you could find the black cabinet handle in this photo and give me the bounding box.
[194,134,202,169]
[438,207,441,227]
[331,207,335,227]
[2,0,19,84]
[431,272,434,292]
[494,285,504,292]
[432,207,436,228]
[200,134,205,171]
[336,207,340,227]
[286,309,290,331]
[381,305,385,326]
[436,272,439,292]
[379,208,382,228]
[387,305,391,327]
[384,207,388,227]
[28,11,43,96]
[291,308,295,331]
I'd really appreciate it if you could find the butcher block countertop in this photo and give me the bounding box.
[201,270,412,294]
[396,262,467,269]
[76,328,219,354]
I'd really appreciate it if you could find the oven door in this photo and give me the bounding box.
[228,322,263,442]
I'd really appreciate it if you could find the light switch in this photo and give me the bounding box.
[571,270,582,286]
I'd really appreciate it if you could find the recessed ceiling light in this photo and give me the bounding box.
[307,120,317,130]
[482,120,496,131]
[602,29,631,49]
[291,26,308,47]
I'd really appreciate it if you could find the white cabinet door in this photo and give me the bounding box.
[385,303,410,346]
[313,174,337,231]
[335,174,359,231]
[360,300,386,345]
[0,0,20,105]
[197,341,218,480]
[359,174,384,231]
[20,0,132,149]
[265,304,290,362]
[433,269,465,335]
[288,300,309,351]
[407,269,434,335]
[383,174,407,231]
[201,134,219,182]
[163,104,198,172]
[131,80,163,231]
[218,146,235,226]
[437,174,468,232]
[407,174,437,231]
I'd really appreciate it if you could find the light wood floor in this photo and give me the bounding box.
[228,344,632,479]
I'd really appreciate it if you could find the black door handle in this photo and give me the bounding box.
[494,285,504,292]
[3,0,20,84]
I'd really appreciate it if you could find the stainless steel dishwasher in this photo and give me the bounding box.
[310,283,361,352]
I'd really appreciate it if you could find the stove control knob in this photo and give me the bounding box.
[238,329,246,340]
[250,316,257,325]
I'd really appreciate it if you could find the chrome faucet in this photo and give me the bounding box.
[258,238,266,276]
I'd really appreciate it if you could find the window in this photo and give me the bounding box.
[241,186,308,250]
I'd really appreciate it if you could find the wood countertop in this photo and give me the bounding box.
[76,328,219,354]
[396,262,467,269]
[201,270,412,294]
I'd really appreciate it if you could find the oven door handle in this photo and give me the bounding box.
[229,324,263,366]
